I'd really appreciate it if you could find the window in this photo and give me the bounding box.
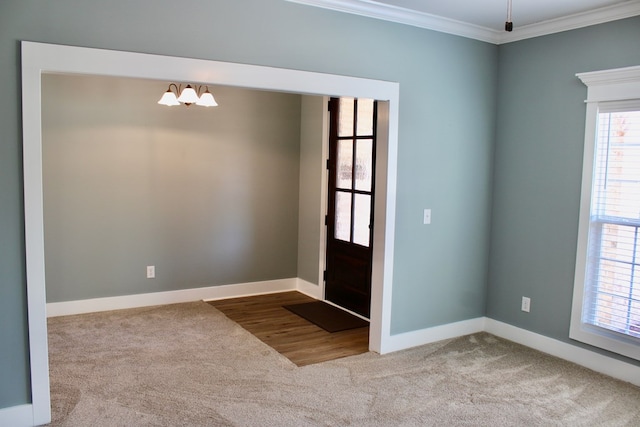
[571,66,640,361]
[587,108,640,335]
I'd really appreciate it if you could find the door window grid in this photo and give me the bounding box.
[333,98,376,247]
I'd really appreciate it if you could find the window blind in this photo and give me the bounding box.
[585,103,640,340]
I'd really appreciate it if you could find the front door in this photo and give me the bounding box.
[325,97,377,318]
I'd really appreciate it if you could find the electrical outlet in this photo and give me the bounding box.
[521,296,531,313]
[146,266,155,279]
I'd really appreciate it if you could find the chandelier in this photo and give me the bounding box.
[158,83,218,107]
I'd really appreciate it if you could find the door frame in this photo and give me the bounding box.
[21,41,399,425]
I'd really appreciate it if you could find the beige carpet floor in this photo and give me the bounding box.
[46,301,640,426]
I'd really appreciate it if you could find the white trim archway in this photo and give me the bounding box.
[21,41,399,425]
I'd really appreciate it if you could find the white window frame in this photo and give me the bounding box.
[571,65,640,361]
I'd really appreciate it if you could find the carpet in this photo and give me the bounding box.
[46,302,640,426]
[283,301,369,332]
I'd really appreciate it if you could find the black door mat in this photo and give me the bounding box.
[283,301,369,333]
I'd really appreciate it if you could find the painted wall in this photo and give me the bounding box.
[488,16,640,365]
[42,74,302,303]
[297,95,326,286]
[0,0,496,408]
[389,34,497,334]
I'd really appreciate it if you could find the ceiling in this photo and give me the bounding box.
[286,0,640,43]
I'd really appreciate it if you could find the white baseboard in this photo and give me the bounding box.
[0,404,33,427]
[45,283,640,389]
[295,278,323,299]
[485,318,640,388]
[46,278,298,317]
[381,317,486,354]
[380,317,640,387]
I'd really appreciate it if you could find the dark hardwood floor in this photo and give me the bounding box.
[207,291,369,366]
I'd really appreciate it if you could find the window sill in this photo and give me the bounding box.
[569,322,640,361]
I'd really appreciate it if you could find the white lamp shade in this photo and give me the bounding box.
[177,85,199,104]
[158,90,180,106]
[196,91,218,107]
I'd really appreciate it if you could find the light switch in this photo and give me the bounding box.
[423,209,431,225]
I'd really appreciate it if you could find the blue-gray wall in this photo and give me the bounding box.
[1,0,497,409]
[488,16,640,365]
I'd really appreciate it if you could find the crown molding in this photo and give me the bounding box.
[499,1,640,44]
[286,0,640,45]
[287,0,501,43]
[576,65,640,103]
[577,64,640,87]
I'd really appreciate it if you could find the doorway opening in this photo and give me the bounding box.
[22,41,399,425]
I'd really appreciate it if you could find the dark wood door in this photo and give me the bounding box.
[325,97,377,318]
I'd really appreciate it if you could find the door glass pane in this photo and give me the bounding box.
[337,139,353,189]
[339,98,355,137]
[355,139,373,192]
[335,192,352,242]
[353,194,371,247]
[356,98,374,136]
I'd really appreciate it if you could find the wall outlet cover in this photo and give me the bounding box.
[423,208,432,225]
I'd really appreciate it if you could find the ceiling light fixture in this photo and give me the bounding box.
[158,83,218,107]
[505,0,513,32]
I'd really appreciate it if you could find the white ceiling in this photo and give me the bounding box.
[286,0,640,43]
[373,0,630,29]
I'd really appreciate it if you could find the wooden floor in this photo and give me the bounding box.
[207,291,369,366]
